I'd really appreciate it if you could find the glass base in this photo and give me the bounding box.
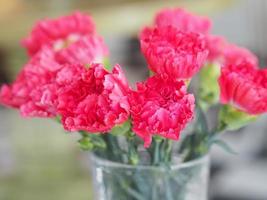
[90,154,209,200]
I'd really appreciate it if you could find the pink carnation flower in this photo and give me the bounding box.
[205,36,258,69]
[155,8,212,34]
[55,35,109,65]
[130,75,195,147]
[219,62,267,115]
[22,12,96,56]
[206,35,227,62]
[57,64,130,132]
[1,33,109,117]
[0,47,61,117]
[140,26,208,79]
[0,71,30,109]
[223,44,258,67]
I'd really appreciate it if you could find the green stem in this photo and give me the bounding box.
[152,140,161,165]
[124,130,139,165]
[122,186,146,200]
[210,120,227,137]
[113,173,146,200]
[79,131,87,138]
[78,131,107,157]
[164,174,174,200]
[102,134,124,162]
[127,139,139,165]
[164,140,172,164]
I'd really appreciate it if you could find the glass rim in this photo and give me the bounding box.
[90,153,209,170]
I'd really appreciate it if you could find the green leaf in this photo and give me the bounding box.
[212,139,238,155]
[178,135,191,154]
[194,105,209,134]
[218,105,257,131]
[110,120,131,136]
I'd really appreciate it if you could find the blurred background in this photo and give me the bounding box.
[0,0,267,199]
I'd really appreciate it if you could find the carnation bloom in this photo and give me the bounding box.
[130,75,195,147]
[22,12,96,56]
[56,64,130,132]
[206,35,226,62]
[222,44,258,67]
[219,62,267,115]
[155,8,212,34]
[153,8,258,68]
[140,26,208,79]
[205,36,258,66]
[22,12,109,64]
[0,47,61,117]
[1,32,109,118]
[0,71,30,109]
[55,35,109,65]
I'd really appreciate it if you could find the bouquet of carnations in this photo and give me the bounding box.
[0,8,266,200]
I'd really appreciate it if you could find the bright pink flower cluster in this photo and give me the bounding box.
[55,35,108,65]
[205,36,258,67]
[140,26,208,79]
[22,12,108,65]
[57,64,130,132]
[153,8,218,64]
[154,8,212,34]
[0,47,60,117]
[205,35,226,62]
[152,8,266,117]
[152,8,259,68]
[22,12,96,56]
[222,44,258,67]
[130,75,195,147]
[3,8,265,149]
[0,12,109,118]
[219,62,267,115]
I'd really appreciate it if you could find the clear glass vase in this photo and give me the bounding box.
[90,154,209,200]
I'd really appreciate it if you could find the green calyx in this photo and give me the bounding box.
[78,132,106,151]
[198,63,220,111]
[103,57,111,71]
[128,145,139,165]
[79,136,94,151]
[218,104,258,131]
[110,120,131,136]
[149,70,155,77]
